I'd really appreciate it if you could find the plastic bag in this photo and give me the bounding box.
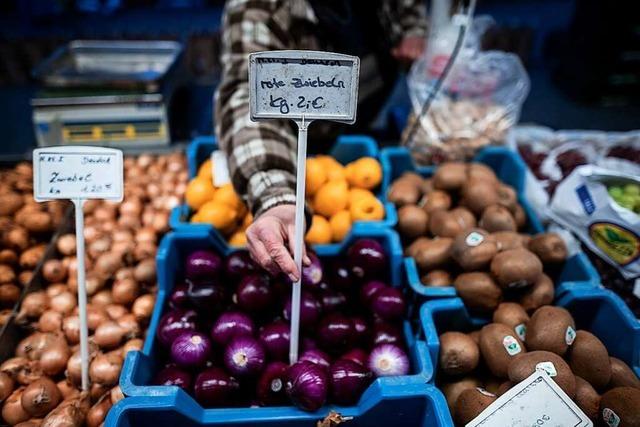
[404,16,530,165]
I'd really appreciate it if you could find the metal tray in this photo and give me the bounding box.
[32,40,183,89]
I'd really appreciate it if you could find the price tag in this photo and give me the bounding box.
[211,150,230,187]
[466,370,592,427]
[248,50,359,123]
[33,146,123,201]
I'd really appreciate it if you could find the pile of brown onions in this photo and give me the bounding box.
[0,153,186,426]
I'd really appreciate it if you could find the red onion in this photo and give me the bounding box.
[169,283,190,309]
[368,344,409,377]
[187,280,226,311]
[224,252,256,280]
[370,287,405,320]
[285,361,328,412]
[236,275,273,313]
[170,332,212,368]
[348,239,387,279]
[156,309,198,347]
[301,252,323,288]
[329,359,372,405]
[299,349,331,369]
[371,322,403,347]
[185,250,222,281]
[327,259,352,290]
[210,312,255,346]
[223,336,266,377]
[258,320,290,361]
[340,348,368,366]
[317,313,354,354]
[360,280,387,306]
[319,290,347,313]
[154,365,192,392]
[351,316,370,345]
[301,337,318,351]
[256,361,288,406]
[194,367,239,407]
[284,291,321,329]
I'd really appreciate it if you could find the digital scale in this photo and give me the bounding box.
[31,40,183,148]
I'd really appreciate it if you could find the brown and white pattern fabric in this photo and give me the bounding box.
[215,0,427,218]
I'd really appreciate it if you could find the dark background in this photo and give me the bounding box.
[0,0,638,158]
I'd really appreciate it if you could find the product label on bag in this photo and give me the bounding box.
[466,370,592,427]
[248,50,359,123]
[502,336,522,356]
[33,146,123,201]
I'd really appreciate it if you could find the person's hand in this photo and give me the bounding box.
[246,204,310,282]
[391,35,426,64]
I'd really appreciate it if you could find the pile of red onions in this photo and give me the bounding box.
[153,239,410,412]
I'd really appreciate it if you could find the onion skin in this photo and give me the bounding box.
[56,380,79,400]
[41,393,90,427]
[15,419,43,427]
[368,344,410,377]
[0,371,14,402]
[89,352,123,386]
[210,311,255,346]
[86,393,112,427]
[299,349,331,369]
[223,336,266,377]
[17,291,49,321]
[2,387,30,425]
[194,367,240,407]
[132,294,155,323]
[38,310,63,333]
[170,332,212,368]
[156,309,198,348]
[370,287,406,320]
[122,338,143,357]
[63,316,80,345]
[153,366,192,392]
[258,321,290,362]
[256,361,288,406]
[21,377,62,417]
[117,314,141,338]
[40,340,70,376]
[93,322,126,350]
[49,291,76,315]
[133,258,156,284]
[285,361,329,412]
[110,385,124,404]
[329,360,372,405]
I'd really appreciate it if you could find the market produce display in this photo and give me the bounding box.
[185,154,384,245]
[433,302,640,426]
[152,239,410,411]
[388,161,568,314]
[0,153,187,426]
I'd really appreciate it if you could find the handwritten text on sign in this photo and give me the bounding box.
[466,370,592,427]
[33,146,124,201]
[249,51,359,123]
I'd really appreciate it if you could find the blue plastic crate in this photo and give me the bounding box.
[420,287,640,388]
[380,146,600,301]
[105,383,453,427]
[116,226,447,424]
[174,135,396,252]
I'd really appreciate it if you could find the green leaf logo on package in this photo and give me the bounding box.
[589,222,640,266]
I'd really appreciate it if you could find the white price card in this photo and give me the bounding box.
[33,146,123,202]
[248,50,360,123]
[466,370,593,427]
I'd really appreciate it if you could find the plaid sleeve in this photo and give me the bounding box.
[215,0,299,218]
[382,0,428,43]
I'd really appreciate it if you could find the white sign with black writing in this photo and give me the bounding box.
[33,146,123,201]
[248,50,359,123]
[467,370,592,427]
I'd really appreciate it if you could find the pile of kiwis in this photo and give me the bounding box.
[437,303,640,426]
[388,161,569,314]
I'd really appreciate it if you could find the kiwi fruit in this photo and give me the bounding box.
[397,205,429,239]
[526,306,576,356]
[441,377,482,414]
[528,233,568,264]
[410,237,453,271]
[507,350,576,398]
[420,190,452,214]
[492,231,527,252]
[490,248,543,289]
[496,380,513,396]
[387,177,421,206]
[479,323,526,378]
[454,388,496,426]
[575,376,600,421]
[421,270,452,287]
[420,177,434,194]
[433,162,467,191]
[518,273,554,313]
[496,184,517,211]
[609,357,640,389]
[479,205,517,232]
[439,332,480,375]
[467,163,497,184]
[492,303,529,340]
[468,330,481,345]
[398,172,424,187]
[460,181,500,215]
[599,387,640,427]
[567,330,611,390]
[513,204,526,229]
[429,207,476,238]
[451,228,498,271]
[454,273,503,314]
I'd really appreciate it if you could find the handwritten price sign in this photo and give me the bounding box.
[249,50,359,123]
[33,146,123,202]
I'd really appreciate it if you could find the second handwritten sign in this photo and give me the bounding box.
[249,50,359,123]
